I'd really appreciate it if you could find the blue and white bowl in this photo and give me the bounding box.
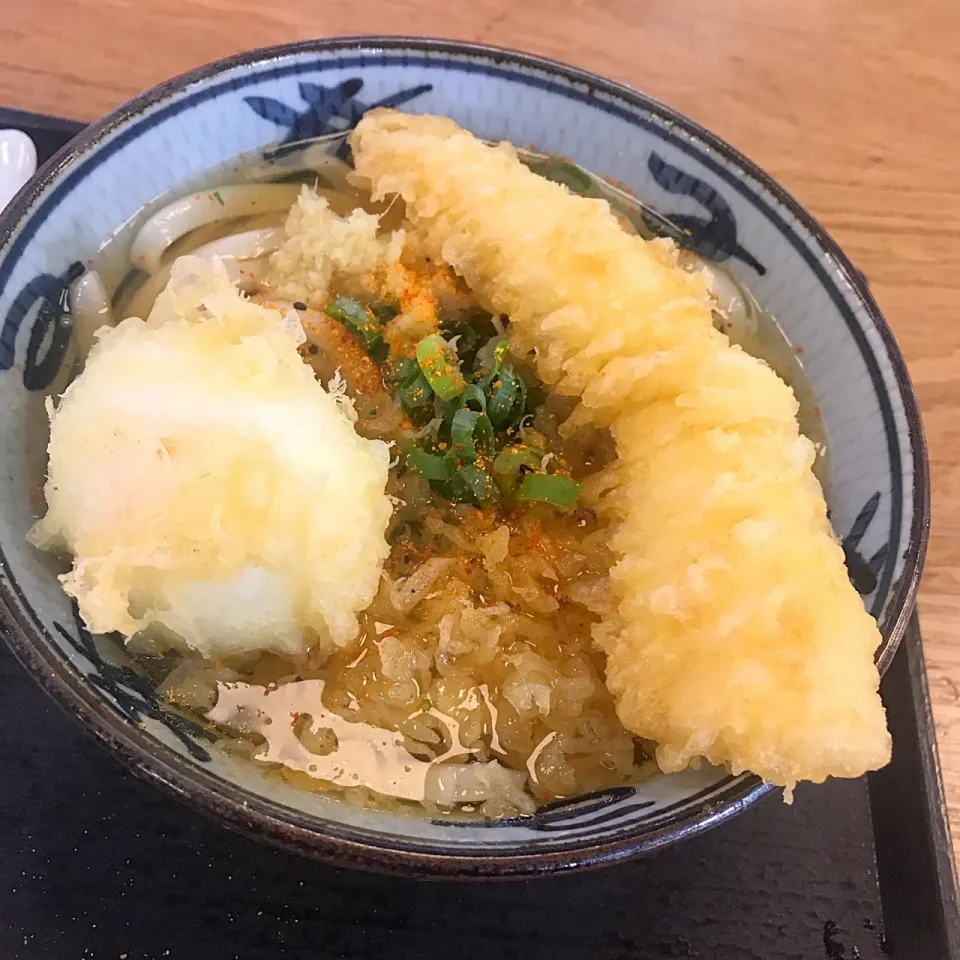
[0,38,929,877]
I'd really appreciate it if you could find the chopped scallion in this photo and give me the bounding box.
[493,445,543,494]
[325,296,385,355]
[397,372,434,420]
[407,448,453,482]
[475,339,509,391]
[387,355,421,387]
[458,463,498,506]
[518,472,581,509]
[487,367,527,428]
[440,310,497,369]
[416,334,466,401]
[371,303,399,323]
[450,409,493,462]
[459,383,487,413]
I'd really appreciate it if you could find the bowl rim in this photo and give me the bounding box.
[0,35,931,879]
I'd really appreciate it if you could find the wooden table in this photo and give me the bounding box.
[2,0,958,852]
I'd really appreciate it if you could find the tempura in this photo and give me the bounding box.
[350,109,891,789]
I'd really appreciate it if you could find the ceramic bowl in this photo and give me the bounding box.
[0,37,929,878]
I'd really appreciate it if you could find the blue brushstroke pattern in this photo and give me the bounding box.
[244,77,432,150]
[841,492,890,596]
[647,152,766,275]
[0,260,83,390]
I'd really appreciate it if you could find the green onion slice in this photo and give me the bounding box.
[407,448,453,482]
[387,355,420,386]
[475,339,509,390]
[325,297,384,355]
[458,463,498,506]
[371,302,399,323]
[397,372,434,418]
[518,472,581,508]
[450,408,493,462]
[440,311,497,369]
[415,334,466,401]
[492,445,543,494]
[459,383,487,413]
[487,367,527,428]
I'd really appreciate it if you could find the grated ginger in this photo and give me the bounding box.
[264,185,404,307]
[350,109,891,790]
[31,257,393,660]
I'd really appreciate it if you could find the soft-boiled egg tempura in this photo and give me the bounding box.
[29,257,393,660]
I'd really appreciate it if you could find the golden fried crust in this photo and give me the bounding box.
[350,109,891,788]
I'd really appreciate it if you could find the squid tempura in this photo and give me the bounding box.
[350,109,891,791]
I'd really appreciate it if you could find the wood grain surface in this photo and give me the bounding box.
[1,0,958,855]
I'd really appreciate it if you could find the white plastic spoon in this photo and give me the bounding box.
[0,129,37,212]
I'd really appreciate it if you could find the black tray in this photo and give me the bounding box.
[0,108,957,960]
